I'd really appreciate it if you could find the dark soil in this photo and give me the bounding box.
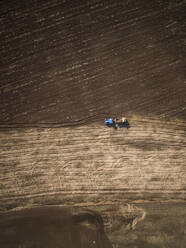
[0,206,112,248]
[0,0,185,124]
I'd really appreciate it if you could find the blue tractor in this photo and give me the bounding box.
[105,117,129,129]
[105,118,116,127]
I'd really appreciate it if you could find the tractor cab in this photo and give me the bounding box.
[105,118,114,125]
[105,118,116,128]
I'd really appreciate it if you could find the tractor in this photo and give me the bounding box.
[105,117,129,129]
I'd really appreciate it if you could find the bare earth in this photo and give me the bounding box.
[0,0,185,123]
[0,0,186,247]
[0,117,185,247]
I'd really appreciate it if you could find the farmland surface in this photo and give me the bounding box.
[0,0,186,247]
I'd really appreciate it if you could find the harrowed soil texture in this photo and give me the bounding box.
[0,0,185,125]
